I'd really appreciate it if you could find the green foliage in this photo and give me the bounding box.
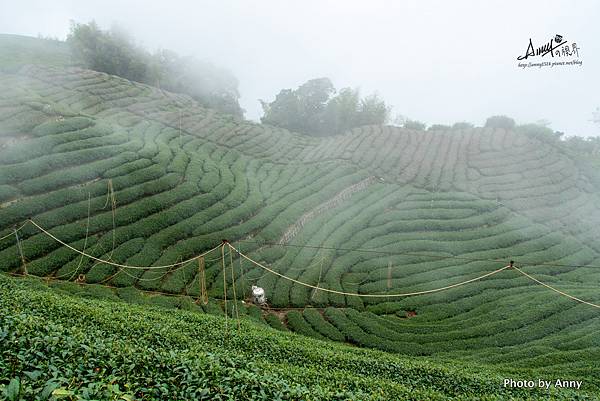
[68,21,149,82]
[451,121,475,130]
[202,300,224,316]
[323,89,390,135]
[303,308,345,342]
[0,34,70,71]
[484,115,516,130]
[5,275,588,400]
[115,286,148,305]
[152,50,243,117]
[245,304,264,321]
[2,40,600,396]
[517,123,562,143]
[31,116,94,137]
[260,77,334,135]
[403,119,427,130]
[0,185,18,203]
[265,313,288,331]
[286,310,326,340]
[67,22,243,117]
[261,78,390,136]
[428,124,451,131]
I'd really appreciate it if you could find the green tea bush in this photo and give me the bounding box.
[31,116,93,136]
[3,61,600,394]
[246,304,264,322]
[17,152,138,195]
[115,286,148,305]
[303,308,345,341]
[286,310,326,340]
[202,300,224,316]
[264,313,288,331]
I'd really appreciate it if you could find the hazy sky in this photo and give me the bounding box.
[1,0,598,136]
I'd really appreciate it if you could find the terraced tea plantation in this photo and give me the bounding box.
[6,274,597,400]
[1,35,600,398]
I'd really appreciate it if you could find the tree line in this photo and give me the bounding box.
[67,21,243,117]
[66,22,600,146]
[260,77,390,136]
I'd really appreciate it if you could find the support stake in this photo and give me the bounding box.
[198,257,208,305]
[229,245,241,330]
[14,227,27,275]
[221,244,228,338]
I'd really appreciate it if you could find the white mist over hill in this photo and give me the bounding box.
[1,0,598,136]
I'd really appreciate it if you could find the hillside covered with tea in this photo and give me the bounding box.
[1,35,600,399]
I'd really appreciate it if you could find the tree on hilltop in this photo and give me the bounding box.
[484,115,516,130]
[260,78,390,136]
[452,122,474,130]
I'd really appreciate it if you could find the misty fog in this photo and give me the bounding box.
[1,0,598,136]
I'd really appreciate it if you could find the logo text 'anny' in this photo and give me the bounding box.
[516,34,582,69]
[517,34,580,60]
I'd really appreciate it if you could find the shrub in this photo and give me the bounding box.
[264,313,288,331]
[286,310,326,340]
[303,308,345,341]
[484,115,515,130]
[0,185,18,203]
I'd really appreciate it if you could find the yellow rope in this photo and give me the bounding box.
[55,193,92,281]
[91,180,117,270]
[105,262,189,283]
[0,231,15,242]
[102,253,184,285]
[513,266,600,309]
[28,219,221,269]
[9,271,200,300]
[228,243,511,298]
[244,269,270,282]
[13,218,600,309]
[279,253,327,272]
[311,254,324,301]
[0,221,29,242]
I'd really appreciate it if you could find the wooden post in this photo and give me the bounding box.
[238,242,245,299]
[387,261,392,289]
[198,257,208,305]
[229,245,240,330]
[311,256,323,301]
[221,244,228,337]
[14,227,27,275]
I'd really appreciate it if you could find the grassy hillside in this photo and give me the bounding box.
[1,274,595,400]
[0,34,71,72]
[1,35,600,397]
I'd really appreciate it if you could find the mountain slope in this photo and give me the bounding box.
[1,36,600,394]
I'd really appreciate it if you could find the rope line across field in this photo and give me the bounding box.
[228,243,513,298]
[27,219,223,270]
[513,266,600,309]
[6,218,600,309]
